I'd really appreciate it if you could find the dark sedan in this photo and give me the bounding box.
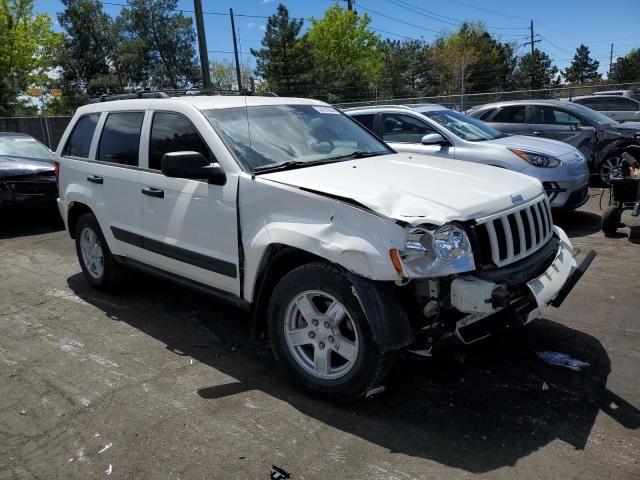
[468,100,640,184]
[0,133,58,207]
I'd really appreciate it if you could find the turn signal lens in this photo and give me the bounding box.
[389,248,404,275]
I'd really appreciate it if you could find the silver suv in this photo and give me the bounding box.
[572,95,640,123]
[345,105,590,209]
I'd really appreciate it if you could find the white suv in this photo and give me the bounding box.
[55,94,594,400]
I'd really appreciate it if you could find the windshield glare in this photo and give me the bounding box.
[569,103,618,125]
[205,104,390,171]
[0,137,53,160]
[421,109,506,142]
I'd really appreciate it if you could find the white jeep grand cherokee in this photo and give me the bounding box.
[55,94,595,401]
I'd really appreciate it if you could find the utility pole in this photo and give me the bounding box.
[230,8,243,92]
[609,43,614,77]
[529,20,534,56]
[347,0,354,11]
[522,20,541,91]
[194,0,211,89]
[460,63,465,112]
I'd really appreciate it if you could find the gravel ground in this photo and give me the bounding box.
[0,190,638,480]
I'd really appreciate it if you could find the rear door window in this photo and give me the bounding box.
[382,113,436,143]
[97,112,144,166]
[148,112,212,171]
[492,106,526,123]
[63,114,100,158]
[534,107,582,125]
[352,114,375,133]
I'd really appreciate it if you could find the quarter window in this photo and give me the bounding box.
[382,113,435,143]
[97,112,144,166]
[149,112,211,170]
[63,114,100,158]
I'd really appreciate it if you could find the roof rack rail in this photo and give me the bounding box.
[90,91,170,103]
[89,88,279,103]
[340,104,413,111]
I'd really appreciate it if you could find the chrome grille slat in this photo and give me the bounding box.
[476,197,554,268]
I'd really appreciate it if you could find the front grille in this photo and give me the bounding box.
[5,180,57,196]
[473,196,554,268]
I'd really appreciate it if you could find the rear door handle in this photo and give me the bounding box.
[87,175,103,184]
[532,131,543,136]
[142,186,164,198]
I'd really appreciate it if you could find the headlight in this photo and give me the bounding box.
[399,224,474,277]
[433,224,470,261]
[509,149,561,168]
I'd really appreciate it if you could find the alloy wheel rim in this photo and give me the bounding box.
[80,227,104,279]
[600,156,623,185]
[283,290,359,380]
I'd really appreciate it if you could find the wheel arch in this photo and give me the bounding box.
[250,244,414,353]
[67,202,94,239]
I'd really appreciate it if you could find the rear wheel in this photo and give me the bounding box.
[75,213,123,290]
[602,206,622,235]
[267,262,393,401]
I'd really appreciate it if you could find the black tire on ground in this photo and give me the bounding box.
[602,206,622,235]
[74,213,123,291]
[267,261,394,401]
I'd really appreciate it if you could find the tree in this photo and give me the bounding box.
[430,30,479,97]
[0,0,62,115]
[120,0,198,88]
[564,44,601,84]
[251,4,313,97]
[514,49,560,90]
[210,59,253,91]
[307,4,382,102]
[609,48,640,83]
[378,39,429,99]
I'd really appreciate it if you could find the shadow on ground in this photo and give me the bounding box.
[0,206,63,239]
[67,272,640,474]
[553,208,601,238]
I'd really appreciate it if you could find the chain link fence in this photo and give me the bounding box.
[0,116,73,150]
[336,82,640,112]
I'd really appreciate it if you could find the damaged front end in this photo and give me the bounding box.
[0,171,58,207]
[392,196,595,356]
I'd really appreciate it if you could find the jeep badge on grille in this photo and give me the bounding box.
[511,194,524,205]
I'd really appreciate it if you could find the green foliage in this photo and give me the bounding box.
[0,0,62,115]
[210,59,253,91]
[377,39,430,98]
[307,4,382,102]
[564,44,601,84]
[609,48,640,83]
[515,49,560,90]
[250,4,313,97]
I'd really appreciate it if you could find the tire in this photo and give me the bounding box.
[267,262,394,401]
[601,206,622,235]
[599,155,623,186]
[75,213,123,291]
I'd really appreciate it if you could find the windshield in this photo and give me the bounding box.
[204,104,391,172]
[568,103,618,126]
[421,109,507,142]
[0,136,53,160]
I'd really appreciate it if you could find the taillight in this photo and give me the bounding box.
[54,160,60,191]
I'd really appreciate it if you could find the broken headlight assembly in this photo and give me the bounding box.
[398,224,475,277]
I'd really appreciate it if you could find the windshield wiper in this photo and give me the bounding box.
[325,151,386,161]
[253,158,346,174]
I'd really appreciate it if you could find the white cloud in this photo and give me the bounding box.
[259,24,266,31]
[260,0,275,4]
[247,22,256,28]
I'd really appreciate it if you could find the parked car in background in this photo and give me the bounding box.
[55,94,592,400]
[591,89,640,100]
[571,95,640,123]
[0,132,57,207]
[468,100,640,184]
[345,104,590,209]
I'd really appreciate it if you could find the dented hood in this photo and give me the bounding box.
[0,155,54,178]
[260,153,543,225]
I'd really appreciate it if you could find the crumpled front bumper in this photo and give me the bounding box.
[450,227,595,345]
[0,177,58,207]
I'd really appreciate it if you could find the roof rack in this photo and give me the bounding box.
[89,88,278,104]
[340,104,413,111]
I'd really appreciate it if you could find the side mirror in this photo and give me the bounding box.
[161,151,226,185]
[421,133,448,145]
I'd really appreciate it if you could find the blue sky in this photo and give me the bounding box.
[35,0,640,77]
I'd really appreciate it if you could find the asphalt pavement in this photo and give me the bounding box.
[0,190,638,479]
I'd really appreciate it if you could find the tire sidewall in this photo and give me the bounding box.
[268,263,380,398]
[75,213,112,288]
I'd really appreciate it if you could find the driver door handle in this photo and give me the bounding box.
[87,175,103,184]
[532,131,543,136]
[141,186,164,198]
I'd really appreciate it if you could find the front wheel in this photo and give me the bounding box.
[267,262,393,401]
[600,156,623,186]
